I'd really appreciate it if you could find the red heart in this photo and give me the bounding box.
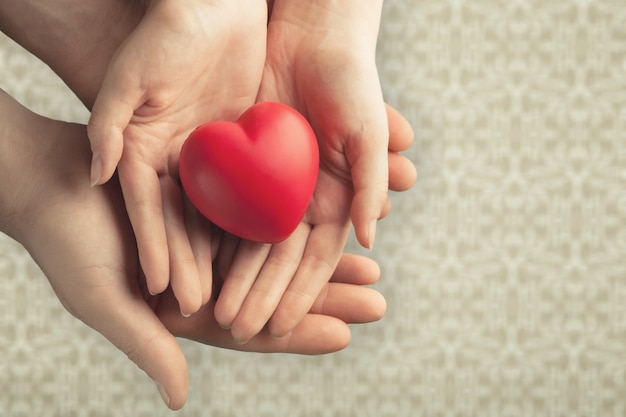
[179,102,319,243]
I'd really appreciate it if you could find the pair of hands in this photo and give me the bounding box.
[0,0,416,409]
[81,0,408,343]
[0,89,395,409]
[0,99,413,410]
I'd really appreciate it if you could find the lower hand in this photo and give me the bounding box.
[0,90,389,409]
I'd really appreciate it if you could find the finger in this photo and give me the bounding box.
[345,108,389,250]
[87,69,142,186]
[329,253,381,285]
[216,233,240,281]
[218,251,384,341]
[380,196,392,219]
[227,224,309,344]
[184,197,215,306]
[160,177,202,316]
[159,293,352,354]
[309,283,387,324]
[250,314,352,354]
[210,223,223,260]
[86,285,189,410]
[268,221,350,338]
[118,160,169,296]
[213,240,271,330]
[388,151,417,192]
[386,103,414,152]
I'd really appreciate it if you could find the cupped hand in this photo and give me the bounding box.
[214,104,417,343]
[3,0,415,394]
[263,0,390,248]
[85,0,267,314]
[0,91,388,409]
[212,1,417,343]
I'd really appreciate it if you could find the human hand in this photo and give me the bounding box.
[0,90,388,409]
[0,0,225,314]
[83,0,267,314]
[263,0,389,248]
[1,0,414,355]
[214,103,416,343]
[211,0,416,343]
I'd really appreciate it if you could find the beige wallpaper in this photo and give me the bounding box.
[2,1,626,416]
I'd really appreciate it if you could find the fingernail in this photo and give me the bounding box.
[155,381,171,408]
[233,334,249,345]
[90,152,102,187]
[181,311,192,318]
[367,219,377,250]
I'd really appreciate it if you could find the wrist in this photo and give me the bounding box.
[269,0,384,60]
[0,92,75,241]
[0,93,33,238]
[270,0,383,41]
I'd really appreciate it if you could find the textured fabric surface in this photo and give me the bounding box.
[1,1,626,416]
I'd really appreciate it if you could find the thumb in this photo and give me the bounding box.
[88,289,189,410]
[346,115,389,250]
[87,69,140,186]
[123,320,189,410]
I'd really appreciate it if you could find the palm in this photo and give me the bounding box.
[306,168,353,224]
[258,16,389,236]
[117,22,262,174]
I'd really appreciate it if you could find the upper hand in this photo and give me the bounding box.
[212,0,417,343]
[86,0,267,314]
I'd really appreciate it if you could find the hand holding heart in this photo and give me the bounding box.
[210,0,417,344]
[78,0,411,339]
[85,0,267,316]
[0,0,418,410]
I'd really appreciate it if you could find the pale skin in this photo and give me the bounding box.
[0,88,392,409]
[0,0,417,343]
[214,0,410,343]
[87,0,271,318]
[0,1,417,407]
[0,92,414,409]
[0,0,269,316]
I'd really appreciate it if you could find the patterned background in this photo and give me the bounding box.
[1,0,626,416]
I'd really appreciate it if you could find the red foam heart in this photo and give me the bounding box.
[179,102,319,243]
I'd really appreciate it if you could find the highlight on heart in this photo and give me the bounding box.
[179,102,320,243]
